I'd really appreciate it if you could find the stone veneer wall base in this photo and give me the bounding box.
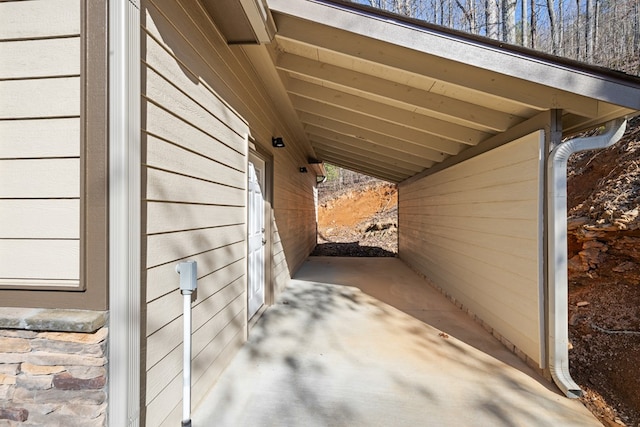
[0,309,108,426]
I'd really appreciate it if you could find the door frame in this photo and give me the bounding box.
[247,147,273,330]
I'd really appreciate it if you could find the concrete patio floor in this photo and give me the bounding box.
[192,257,599,426]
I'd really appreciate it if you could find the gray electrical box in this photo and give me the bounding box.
[176,261,197,292]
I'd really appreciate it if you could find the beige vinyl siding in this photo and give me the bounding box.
[272,151,318,294]
[399,131,544,365]
[143,0,316,425]
[0,0,81,288]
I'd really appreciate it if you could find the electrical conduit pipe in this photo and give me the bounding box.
[176,261,198,426]
[547,118,626,398]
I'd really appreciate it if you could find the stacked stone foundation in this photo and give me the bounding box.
[0,310,107,426]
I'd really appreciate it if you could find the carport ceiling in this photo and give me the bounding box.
[246,0,640,182]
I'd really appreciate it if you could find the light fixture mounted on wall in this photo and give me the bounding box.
[299,167,308,173]
[272,137,285,148]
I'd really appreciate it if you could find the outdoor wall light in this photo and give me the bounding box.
[299,167,308,173]
[272,137,285,148]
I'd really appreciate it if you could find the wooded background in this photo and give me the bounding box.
[351,0,640,75]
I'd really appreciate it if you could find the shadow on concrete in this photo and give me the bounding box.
[192,257,599,427]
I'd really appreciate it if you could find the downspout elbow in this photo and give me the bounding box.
[547,118,627,398]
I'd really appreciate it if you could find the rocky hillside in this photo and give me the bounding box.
[566,117,640,427]
[567,117,640,275]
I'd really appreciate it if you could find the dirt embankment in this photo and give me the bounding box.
[314,182,398,256]
[566,117,640,427]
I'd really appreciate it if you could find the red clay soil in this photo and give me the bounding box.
[314,182,398,256]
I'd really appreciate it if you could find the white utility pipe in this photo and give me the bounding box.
[182,289,193,427]
[547,118,626,398]
[176,261,197,427]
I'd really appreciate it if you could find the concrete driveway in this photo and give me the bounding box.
[192,257,600,426]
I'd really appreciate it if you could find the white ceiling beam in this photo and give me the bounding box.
[284,74,491,144]
[273,15,609,119]
[314,149,408,182]
[290,94,464,154]
[307,132,435,169]
[277,53,518,132]
[311,138,427,173]
[315,146,410,177]
[301,114,445,163]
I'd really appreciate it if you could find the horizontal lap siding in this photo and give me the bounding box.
[399,131,544,365]
[144,0,316,299]
[143,1,247,425]
[0,0,81,288]
[273,150,317,292]
[143,1,317,425]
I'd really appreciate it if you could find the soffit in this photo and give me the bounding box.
[253,0,640,183]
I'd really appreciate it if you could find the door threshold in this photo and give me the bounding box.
[248,304,267,332]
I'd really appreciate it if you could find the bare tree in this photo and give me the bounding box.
[546,0,559,54]
[635,0,640,59]
[530,0,537,48]
[502,0,517,43]
[355,0,639,76]
[455,0,478,33]
[394,0,414,16]
[558,0,564,55]
[486,0,500,38]
[521,0,529,46]
[585,0,593,61]
[574,0,580,59]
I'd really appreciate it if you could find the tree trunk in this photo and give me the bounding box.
[636,0,640,56]
[486,0,499,38]
[394,0,414,16]
[558,0,564,55]
[636,0,640,72]
[575,0,581,59]
[521,0,528,47]
[593,0,600,60]
[468,0,477,34]
[502,0,517,43]
[454,0,478,33]
[585,0,593,61]
[546,0,558,54]
[530,0,536,48]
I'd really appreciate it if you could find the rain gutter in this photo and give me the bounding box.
[547,118,626,398]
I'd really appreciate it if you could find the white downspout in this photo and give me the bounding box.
[109,0,141,425]
[547,118,626,398]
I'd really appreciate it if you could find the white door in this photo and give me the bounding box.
[247,153,266,319]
